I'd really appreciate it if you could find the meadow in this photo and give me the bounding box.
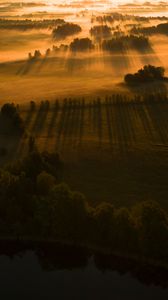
[0,95,168,209]
[0,2,168,100]
[0,2,168,210]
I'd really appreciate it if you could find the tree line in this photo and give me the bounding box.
[131,22,168,36]
[28,34,152,60]
[0,147,168,264]
[91,13,168,24]
[0,18,65,31]
[102,35,151,52]
[52,23,82,40]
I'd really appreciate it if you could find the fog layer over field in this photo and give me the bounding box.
[0,1,168,101]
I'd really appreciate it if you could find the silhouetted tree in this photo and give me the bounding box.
[70,38,94,51]
[52,23,81,40]
[124,65,167,85]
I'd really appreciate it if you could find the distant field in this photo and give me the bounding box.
[0,46,167,103]
[0,97,168,208]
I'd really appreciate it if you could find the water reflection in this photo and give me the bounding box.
[0,241,168,299]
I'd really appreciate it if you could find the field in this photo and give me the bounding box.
[0,1,168,209]
[1,1,168,281]
[0,2,168,103]
[1,96,168,208]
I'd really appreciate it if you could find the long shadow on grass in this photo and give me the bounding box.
[119,97,137,145]
[115,97,130,153]
[126,81,167,95]
[64,99,81,148]
[60,99,75,150]
[144,98,168,144]
[78,98,85,147]
[23,104,36,130]
[105,95,138,153]
[105,98,113,147]
[91,99,103,147]
[136,101,155,143]
[43,100,60,151]
[17,59,38,76]
[30,101,49,136]
[55,99,70,151]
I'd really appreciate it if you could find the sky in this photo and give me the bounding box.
[0,0,162,4]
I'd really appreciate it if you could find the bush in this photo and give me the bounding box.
[0,103,25,135]
[52,23,81,39]
[102,35,150,52]
[37,171,55,195]
[90,25,111,38]
[70,38,94,51]
[124,65,167,85]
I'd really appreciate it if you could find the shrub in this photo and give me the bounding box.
[70,38,94,51]
[124,65,167,85]
[52,23,81,39]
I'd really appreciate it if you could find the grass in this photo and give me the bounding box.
[0,98,168,208]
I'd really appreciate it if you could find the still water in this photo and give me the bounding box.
[0,249,168,300]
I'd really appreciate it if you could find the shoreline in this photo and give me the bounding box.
[0,236,168,272]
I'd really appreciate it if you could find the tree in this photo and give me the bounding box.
[1,103,16,117]
[52,23,81,40]
[90,25,111,38]
[124,65,167,85]
[70,38,94,51]
[0,103,24,135]
[92,202,114,245]
[114,207,138,252]
[37,171,55,195]
[34,50,42,59]
[137,201,168,257]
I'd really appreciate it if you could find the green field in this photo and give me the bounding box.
[0,96,168,208]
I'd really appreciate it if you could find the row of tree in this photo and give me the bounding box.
[91,13,168,24]
[131,22,168,36]
[0,18,65,31]
[102,35,151,52]
[28,34,151,59]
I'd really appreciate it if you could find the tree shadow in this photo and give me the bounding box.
[23,103,36,129]
[144,97,168,144]
[43,100,60,151]
[96,98,103,147]
[78,98,85,147]
[55,99,69,151]
[91,99,102,147]
[30,101,50,136]
[135,101,155,143]
[16,59,38,76]
[105,97,113,148]
[64,99,82,148]
[104,52,131,76]
[126,81,167,95]
[60,99,75,150]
